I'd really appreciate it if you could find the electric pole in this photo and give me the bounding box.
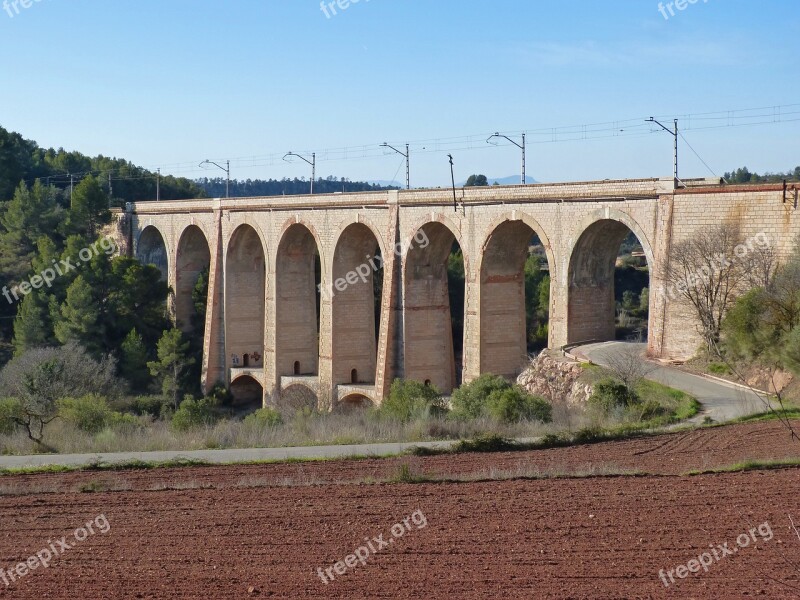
[487,132,527,184]
[199,160,231,198]
[283,152,316,194]
[647,118,679,181]
[448,154,457,212]
[380,142,410,189]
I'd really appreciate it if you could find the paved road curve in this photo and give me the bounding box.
[572,341,770,424]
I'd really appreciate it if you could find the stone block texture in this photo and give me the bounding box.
[118,179,800,407]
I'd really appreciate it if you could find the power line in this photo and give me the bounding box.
[154,103,800,179]
[678,131,724,182]
[15,102,800,187]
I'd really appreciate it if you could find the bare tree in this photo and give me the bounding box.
[743,241,779,290]
[0,342,119,449]
[604,345,656,394]
[666,223,748,355]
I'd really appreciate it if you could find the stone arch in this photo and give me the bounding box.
[404,213,464,256]
[229,375,263,406]
[136,226,168,281]
[477,213,555,282]
[479,218,553,379]
[225,224,266,374]
[336,393,375,412]
[332,215,388,260]
[175,225,211,333]
[276,223,321,378]
[277,217,326,267]
[278,384,318,412]
[403,220,464,393]
[331,223,382,386]
[567,211,653,344]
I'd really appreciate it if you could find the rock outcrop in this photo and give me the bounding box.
[516,351,594,406]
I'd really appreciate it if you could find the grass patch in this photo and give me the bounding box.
[388,463,430,484]
[0,457,211,477]
[454,434,516,453]
[685,458,800,475]
[734,408,800,424]
[636,380,700,423]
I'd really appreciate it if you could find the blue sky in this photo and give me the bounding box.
[0,0,798,188]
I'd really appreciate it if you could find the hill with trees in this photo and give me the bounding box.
[724,166,800,184]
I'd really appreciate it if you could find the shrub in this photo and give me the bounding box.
[451,375,551,423]
[637,399,668,421]
[380,379,445,423]
[588,378,640,414]
[0,398,20,435]
[58,395,115,433]
[108,412,141,429]
[707,362,731,375]
[206,383,234,405]
[128,395,168,417]
[171,395,220,432]
[243,408,283,428]
[572,426,608,444]
[389,463,429,483]
[451,374,511,419]
[0,343,119,447]
[485,388,552,423]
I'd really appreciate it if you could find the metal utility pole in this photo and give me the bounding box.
[448,154,457,212]
[487,132,527,184]
[647,118,679,181]
[199,159,231,198]
[380,142,410,189]
[156,168,161,201]
[283,152,316,194]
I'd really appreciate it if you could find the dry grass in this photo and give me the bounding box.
[0,408,594,456]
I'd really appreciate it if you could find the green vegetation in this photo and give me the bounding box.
[455,434,516,453]
[614,232,649,339]
[379,380,446,423]
[585,365,699,427]
[723,166,800,185]
[197,176,396,198]
[0,343,118,448]
[686,458,800,476]
[464,174,489,187]
[734,408,800,424]
[243,408,283,428]
[171,395,222,432]
[148,329,197,411]
[58,395,136,434]
[716,237,800,421]
[389,463,431,484]
[451,374,552,423]
[0,457,213,477]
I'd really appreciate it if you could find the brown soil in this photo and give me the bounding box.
[0,421,798,599]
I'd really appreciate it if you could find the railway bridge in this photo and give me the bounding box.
[113,177,800,408]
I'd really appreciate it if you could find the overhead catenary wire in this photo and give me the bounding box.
[19,103,800,187]
[678,131,726,182]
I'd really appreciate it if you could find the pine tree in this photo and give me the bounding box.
[66,176,111,239]
[120,328,151,392]
[54,275,104,355]
[147,329,196,410]
[12,290,55,355]
[0,181,61,282]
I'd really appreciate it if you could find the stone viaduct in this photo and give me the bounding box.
[112,177,800,409]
